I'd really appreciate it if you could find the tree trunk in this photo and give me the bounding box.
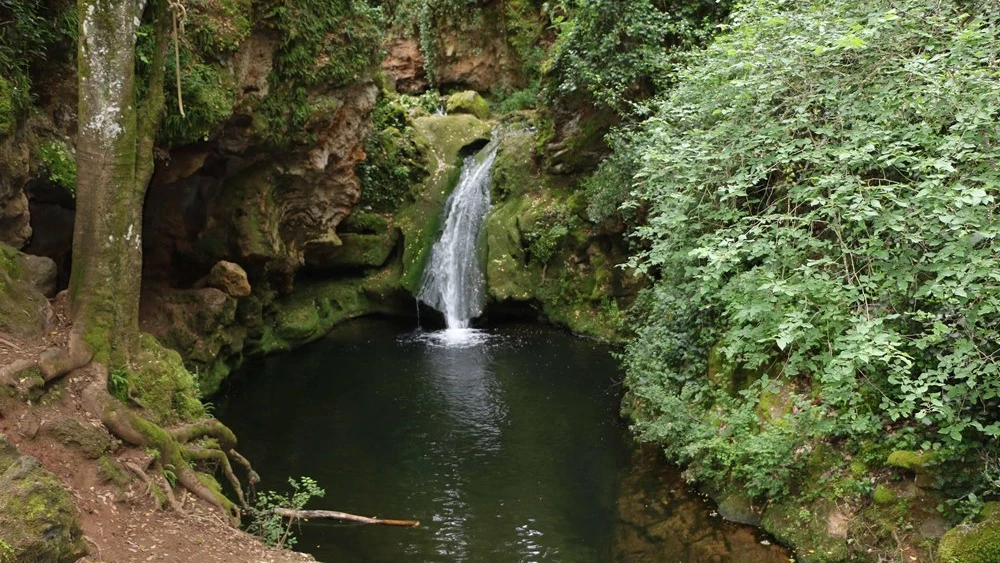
[72,0,166,366]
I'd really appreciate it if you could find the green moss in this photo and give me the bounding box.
[886,450,935,471]
[38,140,77,196]
[130,334,206,425]
[274,300,322,343]
[324,232,399,270]
[340,212,389,234]
[0,245,51,339]
[186,0,252,56]
[446,90,490,120]
[939,504,1000,563]
[96,456,130,487]
[359,94,431,212]
[0,437,86,563]
[161,58,237,146]
[872,484,896,505]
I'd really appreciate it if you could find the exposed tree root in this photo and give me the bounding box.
[82,364,253,525]
[1,332,257,526]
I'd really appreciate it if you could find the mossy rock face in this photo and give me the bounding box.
[484,132,628,341]
[0,245,54,340]
[321,231,400,270]
[263,269,409,352]
[0,436,87,563]
[446,90,490,120]
[939,503,1000,563]
[761,498,850,563]
[886,450,934,471]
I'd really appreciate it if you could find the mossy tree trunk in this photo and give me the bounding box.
[72,0,167,366]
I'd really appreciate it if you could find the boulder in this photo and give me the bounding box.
[446,90,490,120]
[0,436,87,563]
[0,245,54,339]
[21,254,58,298]
[939,502,1000,563]
[40,417,111,460]
[205,260,252,298]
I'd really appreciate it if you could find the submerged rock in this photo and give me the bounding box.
[0,436,86,563]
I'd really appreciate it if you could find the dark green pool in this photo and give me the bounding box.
[218,318,790,562]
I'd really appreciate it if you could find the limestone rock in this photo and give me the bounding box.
[206,260,252,298]
[0,436,87,563]
[446,91,490,120]
[381,37,428,94]
[21,254,57,297]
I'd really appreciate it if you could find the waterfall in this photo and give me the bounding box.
[417,137,499,330]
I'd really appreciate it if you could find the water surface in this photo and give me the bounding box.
[219,318,790,562]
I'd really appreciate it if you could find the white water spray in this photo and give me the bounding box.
[417,137,499,331]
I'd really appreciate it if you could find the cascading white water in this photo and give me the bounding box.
[417,137,500,330]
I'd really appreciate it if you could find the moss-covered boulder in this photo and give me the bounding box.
[760,498,851,563]
[40,418,111,460]
[939,503,1000,563]
[0,245,54,340]
[886,450,937,488]
[446,90,490,120]
[0,436,86,563]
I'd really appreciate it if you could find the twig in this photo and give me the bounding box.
[273,508,420,527]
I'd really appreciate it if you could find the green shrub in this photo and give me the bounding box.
[622,0,1000,505]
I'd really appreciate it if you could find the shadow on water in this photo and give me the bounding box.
[217,317,791,562]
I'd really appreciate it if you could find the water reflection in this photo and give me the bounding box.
[417,334,502,560]
[218,319,792,563]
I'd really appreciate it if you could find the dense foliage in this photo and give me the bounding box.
[0,0,75,133]
[619,0,1000,506]
[543,0,731,108]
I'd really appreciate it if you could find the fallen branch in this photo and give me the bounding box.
[272,508,420,528]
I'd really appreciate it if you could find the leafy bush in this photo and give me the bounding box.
[622,0,1000,503]
[542,0,731,108]
[248,476,326,549]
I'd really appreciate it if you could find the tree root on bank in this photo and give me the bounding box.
[2,334,256,527]
[82,363,253,525]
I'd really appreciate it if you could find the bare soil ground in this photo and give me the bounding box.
[0,302,316,563]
